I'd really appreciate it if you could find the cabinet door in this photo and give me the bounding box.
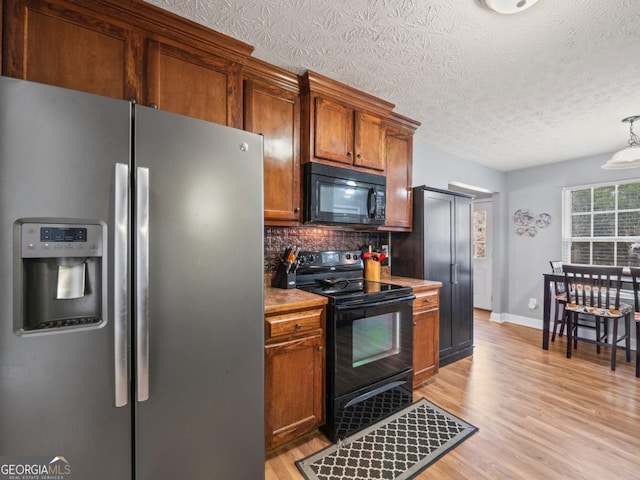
[3,0,140,100]
[265,334,324,450]
[354,111,385,171]
[146,40,242,127]
[382,127,412,230]
[452,196,474,350]
[313,97,354,165]
[244,80,301,225]
[413,308,439,387]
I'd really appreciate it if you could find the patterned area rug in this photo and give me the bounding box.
[296,398,478,480]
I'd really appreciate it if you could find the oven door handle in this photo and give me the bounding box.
[335,294,416,311]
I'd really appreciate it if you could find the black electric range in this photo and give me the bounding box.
[295,250,416,442]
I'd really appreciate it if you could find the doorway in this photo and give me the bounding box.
[472,199,492,311]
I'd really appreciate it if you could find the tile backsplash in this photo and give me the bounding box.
[264,227,389,273]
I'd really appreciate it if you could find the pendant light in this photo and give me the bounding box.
[479,0,541,14]
[601,116,640,170]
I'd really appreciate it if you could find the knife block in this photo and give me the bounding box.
[272,263,296,289]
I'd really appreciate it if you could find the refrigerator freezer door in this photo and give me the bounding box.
[0,77,132,478]
[133,106,265,479]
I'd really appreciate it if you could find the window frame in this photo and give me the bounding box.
[561,179,640,267]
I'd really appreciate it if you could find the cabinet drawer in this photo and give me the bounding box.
[266,307,323,341]
[414,291,439,312]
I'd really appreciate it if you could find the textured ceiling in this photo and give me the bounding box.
[145,0,640,172]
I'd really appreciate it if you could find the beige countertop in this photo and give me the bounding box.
[264,275,441,313]
[384,275,442,291]
[264,286,328,315]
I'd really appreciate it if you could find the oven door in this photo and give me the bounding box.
[332,295,414,397]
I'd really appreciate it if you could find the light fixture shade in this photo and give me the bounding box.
[601,145,640,169]
[480,0,541,14]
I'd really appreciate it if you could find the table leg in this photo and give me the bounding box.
[542,276,551,350]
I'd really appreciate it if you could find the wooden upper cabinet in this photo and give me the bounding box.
[301,70,392,175]
[314,97,354,166]
[2,0,252,127]
[146,40,241,126]
[381,112,420,232]
[243,60,301,225]
[354,111,385,171]
[2,0,140,100]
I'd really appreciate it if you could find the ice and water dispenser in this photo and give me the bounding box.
[15,219,107,333]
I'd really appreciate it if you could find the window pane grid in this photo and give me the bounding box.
[563,181,640,267]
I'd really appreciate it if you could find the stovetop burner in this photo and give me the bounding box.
[295,250,413,304]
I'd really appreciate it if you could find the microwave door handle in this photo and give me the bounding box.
[367,188,377,218]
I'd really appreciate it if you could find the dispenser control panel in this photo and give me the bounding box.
[21,222,104,258]
[40,227,87,242]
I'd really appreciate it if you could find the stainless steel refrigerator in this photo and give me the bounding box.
[0,76,265,479]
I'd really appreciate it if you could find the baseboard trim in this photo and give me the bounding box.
[494,313,637,351]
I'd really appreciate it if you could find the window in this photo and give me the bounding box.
[472,209,487,259]
[562,180,640,266]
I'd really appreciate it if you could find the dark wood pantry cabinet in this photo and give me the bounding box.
[391,187,474,367]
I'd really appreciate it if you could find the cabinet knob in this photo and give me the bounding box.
[347,151,353,157]
[295,323,302,329]
[356,153,362,159]
[413,321,417,326]
[318,346,323,351]
[294,207,300,213]
[149,103,158,109]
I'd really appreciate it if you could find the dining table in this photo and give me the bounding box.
[541,272,636,350]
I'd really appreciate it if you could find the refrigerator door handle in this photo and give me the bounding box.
[114,163,129,407]
[136,166,150,402]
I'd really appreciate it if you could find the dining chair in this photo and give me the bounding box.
[563,264,633,370]
[629,267,640,378]
[549,261,568,341]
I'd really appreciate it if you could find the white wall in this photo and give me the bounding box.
[412,140,508,315]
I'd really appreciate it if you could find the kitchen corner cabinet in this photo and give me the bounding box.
[243,59,301,225]
[2,0,251,126]
[381,112,420,232]
[300,70,393,174]
[412,287,440,387]
[264,303,325,450]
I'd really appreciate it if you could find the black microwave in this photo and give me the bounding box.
[304,163,386,226]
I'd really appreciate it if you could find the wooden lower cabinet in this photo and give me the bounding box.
[264,306,325,450]
[412,287,440,387]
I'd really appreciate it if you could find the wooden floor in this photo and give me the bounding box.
[265,310,640,479]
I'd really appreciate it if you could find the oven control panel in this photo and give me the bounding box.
[296,250,363,271]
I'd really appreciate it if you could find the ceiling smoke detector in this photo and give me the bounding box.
[480,0,541,14]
